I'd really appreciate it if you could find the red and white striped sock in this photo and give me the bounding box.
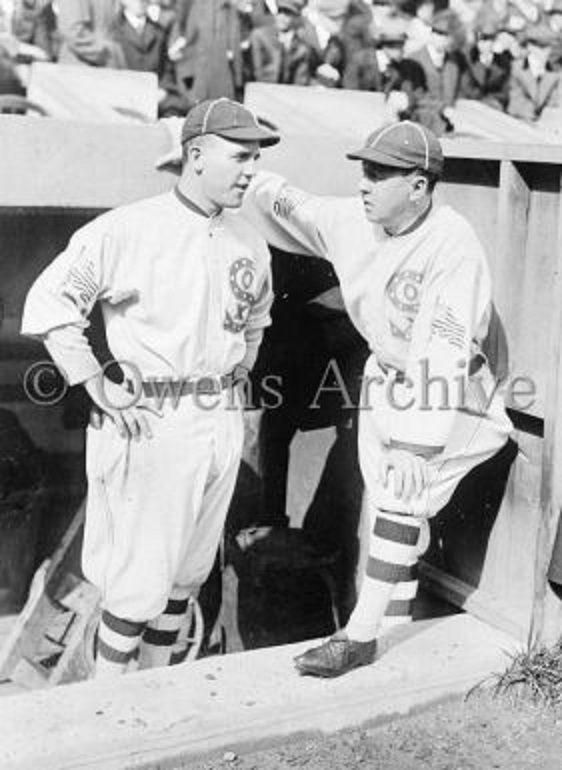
[95,610,146,679]
[137,586,191,670]
[346,510,422,642]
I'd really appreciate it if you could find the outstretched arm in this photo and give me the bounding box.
[241,171,339,262]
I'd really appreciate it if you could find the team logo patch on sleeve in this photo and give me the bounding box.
[224,258,257,333]
[272,187,304,220]
[60,255,98,317]
[431,302,466,349]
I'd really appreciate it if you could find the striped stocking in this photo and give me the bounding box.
[137,586,191,670]
[345,510,422,642]
[95,610,146,679]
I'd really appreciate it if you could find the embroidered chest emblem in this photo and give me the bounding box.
[224,257,257,333]
[386,270,423,341]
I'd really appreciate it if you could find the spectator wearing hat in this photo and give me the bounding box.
[507,23,560,121]
[251,0,317,85]
[320,3,382,91]
[374,30,433,122]
[242,120,511,679]
[458,10,512,111]
[57,0,126,67]
[409,8,467,132]
[21,97,278,678]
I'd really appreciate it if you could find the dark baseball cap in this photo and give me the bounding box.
[181,98,280,147]
[347,121,444,177]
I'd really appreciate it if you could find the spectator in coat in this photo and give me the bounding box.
[166,0,196,100]
[508,23,560,121]
[459,12,512,111]
[57,0,126,67]
[109,0,187,115]
[409,9,466,132]
[251,0,316,85]
[320,10,382,90]
[13,0,61,60]
[110,0,168,75]
[545,0,562,71]
[188,0,246,101]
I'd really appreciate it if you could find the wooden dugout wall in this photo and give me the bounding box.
[0,117,561,643]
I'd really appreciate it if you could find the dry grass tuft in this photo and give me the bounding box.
[471,641,562,707]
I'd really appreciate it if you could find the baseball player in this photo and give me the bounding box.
[241,120,512,677]
[21,98,279,677]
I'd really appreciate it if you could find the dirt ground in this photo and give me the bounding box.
[179,691,562,770]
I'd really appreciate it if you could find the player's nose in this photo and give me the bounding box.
[359,176,372,195]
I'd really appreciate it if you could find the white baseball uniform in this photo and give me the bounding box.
[22,190,273,622]
[241,172,512,520]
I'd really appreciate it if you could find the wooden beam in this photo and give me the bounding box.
[419,562,528,641]
[0,118,176,210]
[530,169,562,644]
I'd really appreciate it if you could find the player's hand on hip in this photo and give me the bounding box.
[84,376,162,441]
[378,448,429,502]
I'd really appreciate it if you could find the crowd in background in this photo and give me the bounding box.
[1,0,562,133]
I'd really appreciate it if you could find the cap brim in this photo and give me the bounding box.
[346,147,416,168]
[216,126,280,147]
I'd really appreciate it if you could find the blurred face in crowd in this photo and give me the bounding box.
[430,29,449,58]
[358,162,430,230]
[121,0,149,17]
[186,136,261,211]
[417,1,435,24]
[476,35,495,63]
[550,13,562,33]
[275,9,297,33]
[527,42,551,75]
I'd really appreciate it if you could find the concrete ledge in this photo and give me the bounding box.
[0,614,518,770]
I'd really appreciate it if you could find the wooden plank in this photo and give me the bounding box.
[0,118,176,209]
[245,82,388,142]
[0,504,85,681]
[453,100,554,144]
[28,63,158,124]
[419,562,528,640]
[441,139,562,164]
[530,168,562,644]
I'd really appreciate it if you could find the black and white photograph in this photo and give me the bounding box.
[0,1,562,768]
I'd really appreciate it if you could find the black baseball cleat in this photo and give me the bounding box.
[294,632,378,678]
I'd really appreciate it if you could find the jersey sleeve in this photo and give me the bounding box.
[241,171,337,261]
[387,253,489,455]
[21,220,117,385]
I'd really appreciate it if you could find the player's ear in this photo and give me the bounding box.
[410,173,428,201]
[189,144,204,175]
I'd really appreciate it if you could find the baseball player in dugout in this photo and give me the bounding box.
[21,99,279,678]
[242,120,513,678]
